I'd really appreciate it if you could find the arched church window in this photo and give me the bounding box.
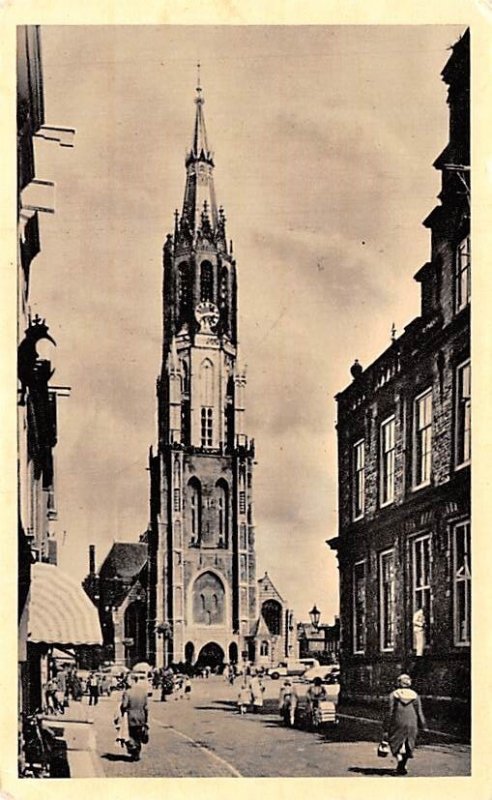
[260,641,269,657]
[180,360,189,395]
[200,261,214,303]
[188,478,201,542]
[220,266,229,332]
[216,480,229,546]
[262,599,282,636]
[177,261,192,326]
[200,358,214,406]
[193,572,225,625]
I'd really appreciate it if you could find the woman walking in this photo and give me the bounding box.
[382,673,428,775]
[249,671,265,713]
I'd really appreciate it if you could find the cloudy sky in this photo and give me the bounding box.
[30,24,462,621]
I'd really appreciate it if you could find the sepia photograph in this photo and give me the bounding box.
[15,21,471,781]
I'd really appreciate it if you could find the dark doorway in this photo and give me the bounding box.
[228,642,238,665]
[124,600,147,668]
[197,642,224,670]
[185,641,195,665]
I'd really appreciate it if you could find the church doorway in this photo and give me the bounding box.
[196,642,224,671]
[185,641,195,665]
[228,642,238,665]
[124,600,147,668]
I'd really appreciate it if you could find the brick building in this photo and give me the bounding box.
[83,543,148,668]
[144,76,258,671]
[17,26,100,720]
[329,30,470,723]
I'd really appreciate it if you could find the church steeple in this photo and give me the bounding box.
[181,68,222,238]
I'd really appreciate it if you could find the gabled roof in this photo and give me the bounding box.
[99,542,147,581]
[257,571,284,603]
[251,613,272,639]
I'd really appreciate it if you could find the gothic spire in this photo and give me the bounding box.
[182,67,219,236]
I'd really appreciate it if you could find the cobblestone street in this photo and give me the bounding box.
[88,677,470,778]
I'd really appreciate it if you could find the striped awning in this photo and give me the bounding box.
[28,562,102,646]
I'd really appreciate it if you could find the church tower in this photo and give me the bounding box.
[146,75,257,669]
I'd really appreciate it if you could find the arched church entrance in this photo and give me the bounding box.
[185,641,195,665]
[228,642,238,665]
[197,642,225,671]
[124,600,147,668]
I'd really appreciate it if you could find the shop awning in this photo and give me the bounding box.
[28,562,102,646]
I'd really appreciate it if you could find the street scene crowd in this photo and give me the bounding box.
[21,657,454,778]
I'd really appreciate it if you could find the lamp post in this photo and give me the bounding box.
[309,604,321,632]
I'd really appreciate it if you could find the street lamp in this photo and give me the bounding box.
[309,604,321,631]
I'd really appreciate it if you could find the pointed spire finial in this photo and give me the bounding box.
[391,322,397,343]
[195,61,203,106]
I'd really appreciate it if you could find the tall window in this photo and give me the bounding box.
[454,521,471,645]
[414,389,432,488]
[412,535,432,643]
[353,440,365,519]
[260,641,269,657]
[189,480,201,541]
[379,550,395,651]
[216,481,228,545]
[200,261,214,303]
[456,360,471,467]
[455,235,470,313]
[380,416,396,506]
[201,407,213,447]
[353,561,366,654]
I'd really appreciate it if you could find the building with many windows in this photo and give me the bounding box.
[329,30,470,724]
[143,77,258,671]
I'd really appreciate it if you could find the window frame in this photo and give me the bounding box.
[200,406,214,448]
[352,559,367,655]
[411,533,432,648]
[352,439,365,521]
[453,520,471,647]
[413,388,433,490]
[455,235,471,314]
[379,548,396,652]
[380,415,396,508]
[455,359,471,470]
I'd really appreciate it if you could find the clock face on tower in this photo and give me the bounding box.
[195,301,220,333]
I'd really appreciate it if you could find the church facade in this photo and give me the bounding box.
[144,79,257,670]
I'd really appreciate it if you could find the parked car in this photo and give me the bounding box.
[268,658,320,680]
[302,664,340,683]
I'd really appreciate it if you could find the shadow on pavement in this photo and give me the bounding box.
[101,752,135,763]
[348,766,397,777]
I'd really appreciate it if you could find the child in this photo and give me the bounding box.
[238,682,251,715]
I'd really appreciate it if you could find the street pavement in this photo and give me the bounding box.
[88,676,470,778]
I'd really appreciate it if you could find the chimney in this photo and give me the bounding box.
[89,544,96,576]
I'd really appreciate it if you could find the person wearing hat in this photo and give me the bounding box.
[382,673,428,775]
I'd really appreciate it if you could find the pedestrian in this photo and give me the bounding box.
[223,663,230,682]
[237,681,252,715]
[381,673,428,776]
[120,674,149,762]
[306,677,328,727]
[44,677,57,713]
[249,671,265,713]
[55,667,67,712]
[184,675,192,700]
[279,679,298,726]
[88,672,99,706]
[174,674,184,700]
[160,668,174,702]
